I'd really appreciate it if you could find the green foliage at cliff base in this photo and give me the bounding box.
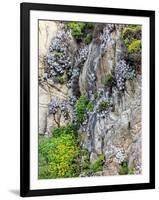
[118,161,135,175]
[38,124,80,179]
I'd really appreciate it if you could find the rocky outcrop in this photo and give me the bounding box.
[38,22,76,135]
[78,24,141,175]
[39,21,57,134]
[39,22,142,175]
[39,81,70,135]
[39,21,58,78]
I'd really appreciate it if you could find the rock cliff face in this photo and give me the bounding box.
[39,22,76,135]
[39,21,142,176]
[78,24,141,175]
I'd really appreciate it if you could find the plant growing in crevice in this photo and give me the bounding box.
[122,25,141,46]
[66,22,94,44]
[104,73,114,87]
[98,101,109,112]
[45,28,73,82]
[75,95,89,124]
[128,39,141,54]
[122,25,141,54]
[79,149,90,176]
[86,101,94,112]
[53,74,67,84]
[48,97,69,127]
[89,154,105,173]
[80,152,105,176]
[118,161,135,175]
[115,59,136,91]
[75,95,94,125]
[100,24,115,54]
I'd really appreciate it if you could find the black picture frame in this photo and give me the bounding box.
[20,2,155,197]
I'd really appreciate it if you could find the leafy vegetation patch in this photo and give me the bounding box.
[122,25,141,54]
[128,40,141,54]
[80,151,105,176]
[67,22,94,43]
[39,125,105,179]
[98,101,108,112]
[38,124,80,179]
[75,95,89,124]
[118,161,135,175]
[89,154,105,173]
[53,74,67,84]
[75,95,94,125]
[86,101,94,112]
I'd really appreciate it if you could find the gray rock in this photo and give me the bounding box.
[90,152,98,164]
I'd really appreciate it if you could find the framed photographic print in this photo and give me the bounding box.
[20,2,155,197]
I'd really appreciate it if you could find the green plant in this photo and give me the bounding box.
[38,125,80,179]
[53,75,67,84]
[118,161,129,175]
[128,168,135,175]
[52,124,77,137]
[67,22,85,39]
[122,25,141,45]
[38,137,51,179]
[98,101,108,112]
[118,161,135,175]
[94,92,98,99]
[86,101,94,112]
[80,149,90,171]
[84,33,93,44]
[80,152,105,176]
[75,95,89,124]
[128,40,141,54]
[104,73,113,86]
[89,154,105,173]
[67,22,94,43]
[75,96,94,124]
[125,69,136,80]
[122,25,141,54]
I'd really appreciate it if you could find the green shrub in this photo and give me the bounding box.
[84,33,93,44]
[53,75,66,84]
[118,161,135,175]
[75,95,89,124]
[67,22,94,43]
[128,40,141,54]
[38,137,51,179]
[128,168,135,175]
[86,101,94,112]
[52,124,77,137]
[98,101,108,112]
[38,125,80,179]
[89,154,105,173]
[122,25,141,45]
[80,149,90,171]
[67,22,85,39]
[122,25,141,35]
[118,161,129,175]
[80,152,105,176]
[122,25,141,54]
